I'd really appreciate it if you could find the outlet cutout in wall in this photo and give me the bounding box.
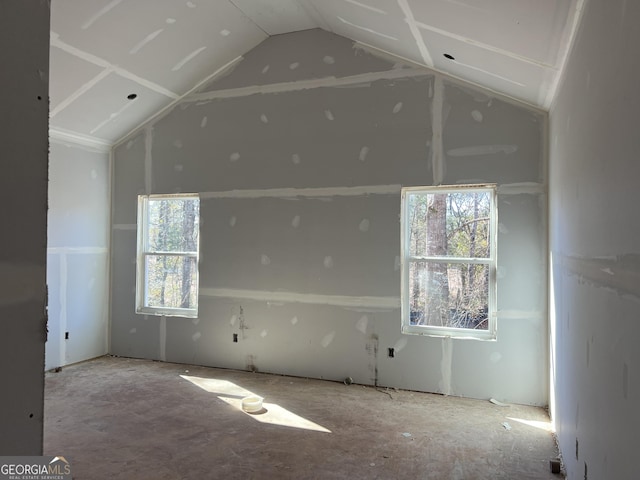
[233,333,238,343]
[65,332,69,340]
[388,347,395,358]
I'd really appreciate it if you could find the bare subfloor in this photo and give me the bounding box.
[44,356,562,479]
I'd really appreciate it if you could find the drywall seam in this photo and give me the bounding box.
[412,20,556,69]
[47,247,108,255]
[562,254,640,299]
[59,254,67,367]
[50,33,179,100]
[50,68,113,117]
[112,224,137,230]
[497,183,546,195]
[355,40,546,113]
[200,287,401,309]
[81,0,123,30]
[114,56,244,147]
[144,126,152,194]
[337,16,399,41]
[185,69,428,102]
[90,100,136,135]
[200,184,402,199]
[159,316,166,362]
[397,0,434,66]
[353,41,430,71]
[439,336,453,395]
[49,127,112,152]
[107,148,114,356]
[431,75,444,185]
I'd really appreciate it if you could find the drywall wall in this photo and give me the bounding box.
[549,0,639,477]
[0,0,49,455]
[46,142,110,371]
[111,29,547,405]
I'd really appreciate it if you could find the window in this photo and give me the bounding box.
[136,194,200,318]
[401,185,497,339]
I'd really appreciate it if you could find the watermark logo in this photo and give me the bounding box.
[0,456,71,480]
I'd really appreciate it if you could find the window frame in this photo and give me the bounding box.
[400,184,498,340]
[135,193,200,318]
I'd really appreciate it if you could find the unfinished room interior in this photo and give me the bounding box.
[1,0,638,478]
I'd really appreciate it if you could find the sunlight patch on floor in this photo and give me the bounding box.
[507,416,554,433]
[180,375,331,433]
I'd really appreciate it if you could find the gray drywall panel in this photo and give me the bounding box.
[152,76,433,193]
[442,81,543,185]
[0,0,49,455]
[111,29,546,406]
[48,143,109,248]
[166,298,389,386]
[46,142,110,370]
[199,195,400,296]
[496,194,545,312]
[201,29,401,92]
[549,0,640,477]
[113,132,146,224]
[64,253,108,364]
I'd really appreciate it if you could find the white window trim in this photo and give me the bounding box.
[135,193,200,318]
[400,184,498,340]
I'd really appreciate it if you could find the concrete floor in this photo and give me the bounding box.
[44,356,563,479]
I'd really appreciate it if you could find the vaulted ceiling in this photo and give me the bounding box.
[49,0,583,149]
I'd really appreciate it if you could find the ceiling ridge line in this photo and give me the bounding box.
[413,20,557,70]
[396,0,434,67]
[51,33,179,100]
[227,0,270,37]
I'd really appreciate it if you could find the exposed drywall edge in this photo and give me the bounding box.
[545,0,588,110]
[113,56,244,148]
[185,68,429,103]
[200,287,400,309]
[200,184,402,199]
[50,127,112,153]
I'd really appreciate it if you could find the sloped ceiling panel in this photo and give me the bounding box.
[49,0,581,148]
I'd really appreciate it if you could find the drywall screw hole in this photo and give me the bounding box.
[29,413,34,418]
[443,53,455,60]
[127,93,137,100]
[37,96,42,100]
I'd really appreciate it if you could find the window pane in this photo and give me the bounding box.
[147,198,199,252]
[145,255,198,309]
[408,191,491,258]
[408,261,489,330]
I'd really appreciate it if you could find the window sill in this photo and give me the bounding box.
[402,324,497,341]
